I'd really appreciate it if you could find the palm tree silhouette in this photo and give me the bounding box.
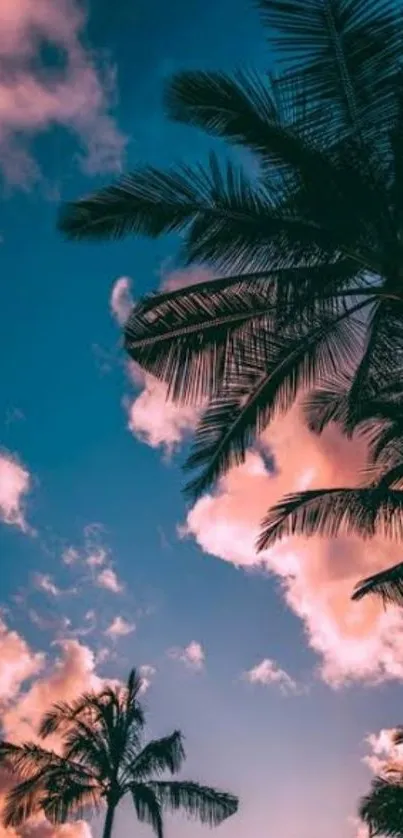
[58,0,403,599]
[359,728,403,836]
[0,670,238,838]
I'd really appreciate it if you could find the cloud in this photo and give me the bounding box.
[62,547,79,566]
[244,658,299,694]
[169,641,205,671]
[33,573,61,597]
[96,567,123,594]
[182,406,403,687]
[2,638,102,745]
[0,0,125,186]
[0,617,44,702]
[139,664,156,694]
[110,277,133,326]
[0,451,31,531]
[110,276,201,456]
[125,373,200,454]
[363,728,403,775]
[105,616,135,639]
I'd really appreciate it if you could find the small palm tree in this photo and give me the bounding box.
[0,669,238,838]
[359,728,403,836]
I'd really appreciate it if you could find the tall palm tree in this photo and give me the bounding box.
[359,727,403,836]
[58,1,403,598]
[0,669,238,838]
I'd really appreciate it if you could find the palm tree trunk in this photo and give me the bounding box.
[102,803,116,838]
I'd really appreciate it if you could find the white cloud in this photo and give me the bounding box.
[244,658,299,695]
[0,0,125,186]
[139,664,156,693]
[0,451,32,531]
[105,616,135,639]
[109,275,201,456]
[169,641,205,671]
[96,567,123,594]
[110,276,133,326]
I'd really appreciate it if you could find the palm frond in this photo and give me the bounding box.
[126,732,185,784]
[184,304,365,500]
[131,784,163,838]
[258,486,403,551]
[352,560,403,606]
[258,0,401,138]
[359,776,403,837]
[149,781,238,826]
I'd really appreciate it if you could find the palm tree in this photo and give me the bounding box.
[58,1,403,597]
[0,669,238,838]
[359,728,403,836]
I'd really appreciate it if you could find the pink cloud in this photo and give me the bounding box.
[0,617,44,702]
[105,616,135,639]
[2,638,102,745]
[0,0,125,186]
[0,452,31,531]
[182,406,403,687]
[169,641,205,671]
[110,276,201,455]
[244,658,298,694]
[96,567,123,594]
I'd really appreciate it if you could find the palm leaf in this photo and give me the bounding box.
[352,561,403,606]
[359,776,403,838]
[258,0,401,137]
[149,781,238,826]
[131,784,163,838]
[126,732,185,783]
[258,486,403,550]
[184,304,365,499]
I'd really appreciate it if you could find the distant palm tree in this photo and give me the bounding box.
[58,0,403,598]
[0,669,238,838]
[359,727,403,836]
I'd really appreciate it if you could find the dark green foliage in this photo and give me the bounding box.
[59,1,403,605]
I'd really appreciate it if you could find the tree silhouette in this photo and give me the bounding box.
[57,0,403,600]
[0,670,238,838]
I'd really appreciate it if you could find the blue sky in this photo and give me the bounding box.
[0,2,401,837]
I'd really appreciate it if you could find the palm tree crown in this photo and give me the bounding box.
[58,0,403,602]
[359,727,403,837]
[0,669,238,838]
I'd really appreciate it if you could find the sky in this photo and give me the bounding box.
[0,2,402,838]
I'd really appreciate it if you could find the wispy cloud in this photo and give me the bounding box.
[0,0,126,186]
[169,641,205,671]
[105,616,136,639]
[139,664,156,693]
[96,567,124,594]
[33,573,62,597]
[244,658,299,695]
[0,451,32,531]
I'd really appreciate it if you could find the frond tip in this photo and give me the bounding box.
[352,561,403,606]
